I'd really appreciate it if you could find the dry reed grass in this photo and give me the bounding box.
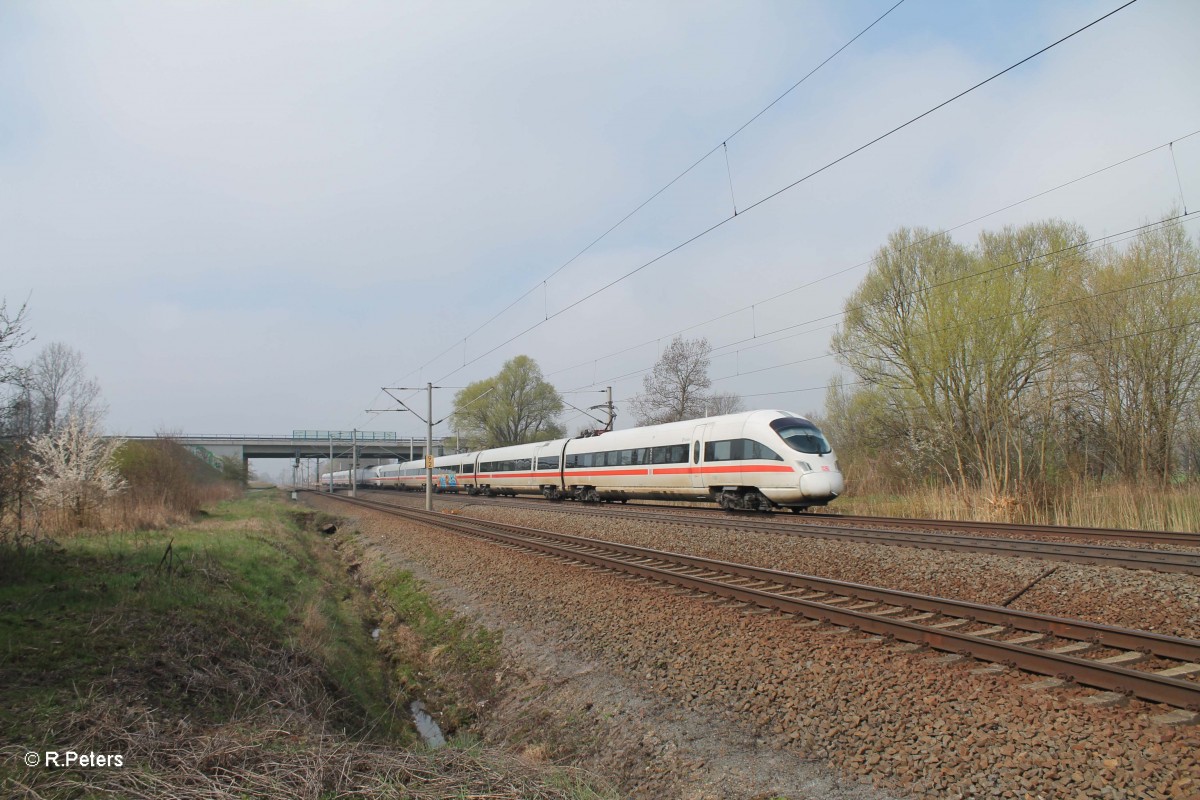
[2,701,603,799]
[5,484,240,539]
[834,480,1200,531]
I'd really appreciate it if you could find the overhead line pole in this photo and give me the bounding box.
[373,384,496,511]
[374,384,439,511]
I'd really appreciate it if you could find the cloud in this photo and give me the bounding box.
[2,0,1197,448]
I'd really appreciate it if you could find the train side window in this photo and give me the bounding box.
[538,456,559,470]
[462,463,474,474]
[705,440,732,461]
[747,440,784,461]
[565,454,578,468]
[693,442,700,464]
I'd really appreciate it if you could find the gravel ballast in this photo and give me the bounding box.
[310,493,1200,799]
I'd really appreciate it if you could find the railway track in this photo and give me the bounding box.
[803,511,1200,547]
[358,491,1200,576]
[319,492,1200,710]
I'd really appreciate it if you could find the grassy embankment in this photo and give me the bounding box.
[0,491,610,799]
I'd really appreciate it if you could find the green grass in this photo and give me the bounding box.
[0,493,615,799]
[370,564,503,734]
[0,494,401,745]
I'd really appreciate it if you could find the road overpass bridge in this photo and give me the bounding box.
[125,431,454,473]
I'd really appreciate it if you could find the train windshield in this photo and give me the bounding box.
[769,418,832,455]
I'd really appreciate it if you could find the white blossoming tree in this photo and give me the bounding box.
[30,415,126,527]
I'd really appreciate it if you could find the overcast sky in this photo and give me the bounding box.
[4,0,1199,465]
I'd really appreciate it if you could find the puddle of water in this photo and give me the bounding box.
[410,700,447,748]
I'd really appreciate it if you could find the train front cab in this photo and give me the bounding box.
[693,413,842,511]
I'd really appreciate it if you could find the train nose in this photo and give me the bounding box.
[800,470,844,499]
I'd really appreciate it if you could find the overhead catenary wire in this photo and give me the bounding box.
[1171,141,1190,215]
[565,213,1200,396]
[424,0,1140,390]
[383,0,910,393]
[604,315,1200,407]
[542,130,1200,383]
[354,1,1146,436]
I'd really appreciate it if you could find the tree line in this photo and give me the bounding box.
[0,302,242,535]
[821,210,1200,502]
[448,340,743,450]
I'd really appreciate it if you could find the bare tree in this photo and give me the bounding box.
[0,299,35,533]
[631,336,739,425]
[706,391,744,416]
[0,299,33,433]
[25,342,105,434]
[0,298,31,389]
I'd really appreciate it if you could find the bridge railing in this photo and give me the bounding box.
[120,434,450,444]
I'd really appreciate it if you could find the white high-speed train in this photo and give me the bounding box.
[325,410,842,512]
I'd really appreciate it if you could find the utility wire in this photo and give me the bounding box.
[359,0,1140,431]
[381,1,909,394]
[739,0,1139,217]
[609,314,1200,407]
[544,131,1199,383]
[429,0,1140,388]
[567,213,1200,395]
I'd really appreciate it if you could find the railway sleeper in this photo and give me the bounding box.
[971,625,1011,638]
[1098,650,1149,665]
[931,618,971,630]
[1157,662,1200,678]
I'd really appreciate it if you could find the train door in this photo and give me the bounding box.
[690,424,707,489]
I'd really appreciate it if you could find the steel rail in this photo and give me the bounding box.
[801,511,1200,547]
[362,491,1200,575]
[460,493,1200,547]
[320,492,1200,709]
